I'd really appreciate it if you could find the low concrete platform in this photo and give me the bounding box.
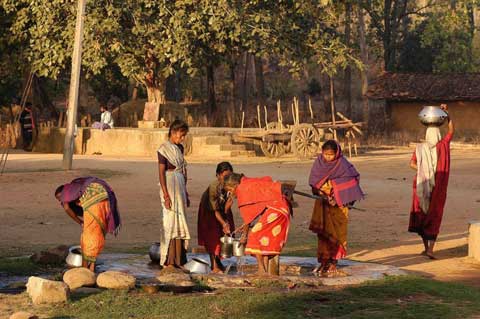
[33,127,259,157]
[95,253,406,288]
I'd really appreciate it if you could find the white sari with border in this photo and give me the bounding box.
[157,141,190,265]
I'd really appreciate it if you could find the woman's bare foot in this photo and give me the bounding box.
[421,250,428,256]
[257,267,268,276]
[211,268,223,274]
[426,251,437,260]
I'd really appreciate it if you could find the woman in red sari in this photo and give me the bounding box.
[409,104,455,259]
[197,162,235,273]
[223,173,291,275]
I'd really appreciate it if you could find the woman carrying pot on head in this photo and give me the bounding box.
[409,104,455,259]
[223,173,292,275]
[55,177,121,271]
[158,120,191,270]
[197,162,235,273]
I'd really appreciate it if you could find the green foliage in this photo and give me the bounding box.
[0,7,23,105]
[0,257,39,275]
[397,20,434,73]
[1,0,356,92]
[421,9,478,73]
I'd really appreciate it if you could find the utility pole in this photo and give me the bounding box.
[62,0,86,170]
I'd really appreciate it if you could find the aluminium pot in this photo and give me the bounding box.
[149,242,161,263]
[66,245,83,268]
[232,239,245,257]
[184,258,210,274]
[418,106,448,127]
[220,235,234,258]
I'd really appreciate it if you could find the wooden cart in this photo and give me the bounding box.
[238,112,363,159]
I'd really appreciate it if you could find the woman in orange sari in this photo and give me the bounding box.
[55,177,121,271]
[223,173,291,275]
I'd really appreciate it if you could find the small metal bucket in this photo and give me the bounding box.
[220,235,234,258]
[232,239,245,257]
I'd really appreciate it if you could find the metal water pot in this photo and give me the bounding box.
[66,245,83,267]
[418,106,448,127]
[184,258,210,274]
[220,235,234,258]
[149,242,161,262]
[232,239,245,257]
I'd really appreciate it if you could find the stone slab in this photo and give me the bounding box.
[469,221,480,261]
[95,253,406,288]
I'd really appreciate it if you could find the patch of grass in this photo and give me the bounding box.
[47,276,480,319]
[0,257,40,276]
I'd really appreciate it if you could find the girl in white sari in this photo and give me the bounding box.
[157,120,190,269]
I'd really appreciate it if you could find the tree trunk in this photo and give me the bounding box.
[206,64,217,115]
[383,0,393,71]
[344,1,352,118]
[32,75,58,119]
[227,64,236,127]
[146,85,165,104]
[241,52,249,111]
[254,56,265,107]
[320,75,331,122]
[132,83,138,101]
[357,1,370,134]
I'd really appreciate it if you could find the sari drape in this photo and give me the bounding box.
[158,141,190,265]
[235,176,291,256]
[197,180,235,256]
[409,132,452,240]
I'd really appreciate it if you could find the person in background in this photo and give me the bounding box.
[197,162,235,273]
[19,102,36,150]
[55,177,121,271]
[92,105,114,130]
[308,140,364,277]
[409,104,454,259]
[158,120,190,270]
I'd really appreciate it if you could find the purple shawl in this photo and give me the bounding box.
[308,142,364,207]
[61,176,121,236]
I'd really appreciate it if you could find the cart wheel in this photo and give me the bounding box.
[291,124,320,159]
[260,141,285,158]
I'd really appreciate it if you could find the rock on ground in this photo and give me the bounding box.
[63,268,96,290]
[9,312,39,319]
[26,276,69,305]
[156,267,195,293]
[156,267,192,284]
[96,271,136,289]
[30,245,69,265]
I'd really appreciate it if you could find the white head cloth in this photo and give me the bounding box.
[415,126,442,213]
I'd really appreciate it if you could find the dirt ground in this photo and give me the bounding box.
[1,146,480,284]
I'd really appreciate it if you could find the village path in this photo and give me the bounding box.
[1,146,480,284]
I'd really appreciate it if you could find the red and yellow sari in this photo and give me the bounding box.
[235,177,291,255]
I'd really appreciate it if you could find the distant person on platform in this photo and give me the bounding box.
[92,105,114,130]
[19,102,36,150]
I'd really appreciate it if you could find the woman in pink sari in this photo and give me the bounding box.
[409,104,455,259]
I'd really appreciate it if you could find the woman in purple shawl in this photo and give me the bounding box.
[55,177,121,271]
[308,140,363,277]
